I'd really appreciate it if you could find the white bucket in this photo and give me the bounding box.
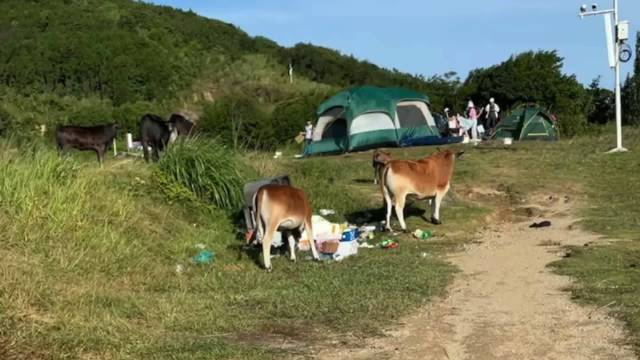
[503,137,513,145]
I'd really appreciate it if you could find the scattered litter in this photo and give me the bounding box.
[359,242,375,249]
[195,243,206,250]
[175,264,185,274]
[193,250,215,264]
[273,151,283,159]
[294,154,304,159]
[319,209,336,216]
[413,229,433,240]
[529,220,552,228]
[421,252,429,258]
[379,239,398,249]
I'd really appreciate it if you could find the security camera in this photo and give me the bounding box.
[580,4,587,13]
[592,3,598,11]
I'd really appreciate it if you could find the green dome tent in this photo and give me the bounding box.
[493,104,558,141]
[307,86,443,155]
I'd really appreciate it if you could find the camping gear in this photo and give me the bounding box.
[493,104,558,141]
[319,240,340,254]
[333,240,359,261]
[307,86,445,155]
[341,228,360,242]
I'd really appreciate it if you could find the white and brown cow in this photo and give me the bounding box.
[381,149,464,231]
[252,184,319,271]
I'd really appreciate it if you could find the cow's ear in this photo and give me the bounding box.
[455,150,465,159]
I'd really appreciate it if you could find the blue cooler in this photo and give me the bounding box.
[341,228,360,242]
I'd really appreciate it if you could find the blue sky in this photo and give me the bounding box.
[149,0,639,88]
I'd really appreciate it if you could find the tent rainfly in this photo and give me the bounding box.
[493,104,558,141]
[306,86,444,155]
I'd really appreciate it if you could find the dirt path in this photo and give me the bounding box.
[315,193,636,360]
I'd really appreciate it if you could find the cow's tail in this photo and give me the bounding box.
[380,163,394,203]
[252,189,264,245]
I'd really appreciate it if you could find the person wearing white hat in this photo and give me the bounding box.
[484,97,500,135]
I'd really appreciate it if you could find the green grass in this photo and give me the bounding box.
[0,141,467,359]
[2,127,639,358]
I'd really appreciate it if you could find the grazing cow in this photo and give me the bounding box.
[372,149,392,185]
[168,113,195,137]
[56,123,119,165]
[252,184,319,271]
[139,114,178,162]
[381,149,464,231]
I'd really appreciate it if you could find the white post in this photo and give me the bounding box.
[608,0,628,153]
[113,138,117,156]
[126,133,133,151]
[289,62,293,84]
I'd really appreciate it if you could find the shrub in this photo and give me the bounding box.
[156,138,246,210]
[198,94,268,150]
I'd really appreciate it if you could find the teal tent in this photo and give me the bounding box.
[307,86,442,155]
[493,104,558,141]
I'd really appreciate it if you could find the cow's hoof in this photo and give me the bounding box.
[265,267,273,273]
[431,217,442,225]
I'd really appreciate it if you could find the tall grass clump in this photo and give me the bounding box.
[156,138,246,210]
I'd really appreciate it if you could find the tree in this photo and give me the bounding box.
[586,77,614,124]
[622,31,640,125]
[459,51,590,136]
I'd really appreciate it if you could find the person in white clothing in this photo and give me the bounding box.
[484,98,500,134]
[466,100,479,143]
[303,121,313,157]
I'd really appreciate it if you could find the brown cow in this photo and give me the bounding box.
[253,184,319,271]
[372,149,392,185]
[381,149,464,231]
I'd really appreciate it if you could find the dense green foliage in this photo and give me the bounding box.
[622,32,640,125]
[156,138,247,210]
[0,0,635,148]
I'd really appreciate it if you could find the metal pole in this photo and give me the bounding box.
[610,0,628,152]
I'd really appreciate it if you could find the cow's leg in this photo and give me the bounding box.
[287,232,297,262]
[304,216,319,260]
[383,182,394,231]
[373,165,378,185]
[95,148,103,166]
[262,221,278,271]
[432,185,449,225]
[394,194,408,232]
[142,139,151,163]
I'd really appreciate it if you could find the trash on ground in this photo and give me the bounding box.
[359,242,375,249]
[333,240,359,261]
[319,209,336,216]
[273,151,283,159]
[294,154,304,159]
[529,220,552,228]
[193,250,215,265]
[175,264,185,274]
[195,243,206,250]
[413,229,433,240]
[379,239,398,249]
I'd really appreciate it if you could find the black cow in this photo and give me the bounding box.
[56,123,119,165]
[140,114,178,162]
[168,113,195,137]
